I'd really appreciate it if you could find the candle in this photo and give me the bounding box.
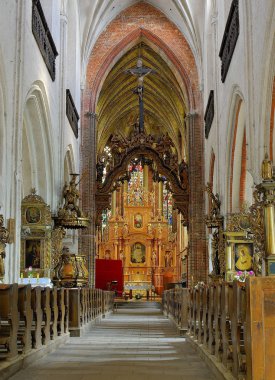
[226,244,232,271]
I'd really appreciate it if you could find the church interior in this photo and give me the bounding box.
[0,0,275,379]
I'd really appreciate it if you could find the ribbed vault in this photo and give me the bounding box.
[96,42,186,154]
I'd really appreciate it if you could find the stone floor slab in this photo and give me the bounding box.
[8,304,216,380]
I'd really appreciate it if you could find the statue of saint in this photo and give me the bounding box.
[63,174,81,216]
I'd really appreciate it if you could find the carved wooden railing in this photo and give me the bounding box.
[163,278,275,380]
[0,284,114,361]
[32,0,58,80]
[219,0,239,82]
[204,90,214,139]
[66,89,79,138]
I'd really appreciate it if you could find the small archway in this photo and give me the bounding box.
[64,145,76,184]
[229,98,246,212]
[22,82,54,204]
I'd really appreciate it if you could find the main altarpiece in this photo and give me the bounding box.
[96,157,185,297]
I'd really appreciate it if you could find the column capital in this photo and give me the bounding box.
[85,112,98,120]
[184,111,198,121]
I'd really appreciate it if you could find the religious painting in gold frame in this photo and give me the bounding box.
[130,242,146,264]
[234,242,253,272]
[25,239,42,268]
[25,206,41,224]
[21,190,52,276]
[133,213,143,229]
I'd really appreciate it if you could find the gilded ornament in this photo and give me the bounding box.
[53,246,89,287]
[0,214,10,279]
[261,153,273,181]
[54,174,90,229]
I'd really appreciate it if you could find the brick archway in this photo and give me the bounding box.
[81,2,206,284]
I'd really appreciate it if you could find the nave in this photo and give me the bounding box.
[9,303,215,380]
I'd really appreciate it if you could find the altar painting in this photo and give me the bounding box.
[131,242,146,264]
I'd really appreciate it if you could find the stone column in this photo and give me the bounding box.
[58,9,68,188]
[79,106,97,286]
[185,111,207,284]
[9,0,27,283]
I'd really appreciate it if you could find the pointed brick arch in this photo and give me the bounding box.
[84,3,199,110]
[81,2,206,284]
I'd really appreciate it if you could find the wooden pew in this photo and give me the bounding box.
[246,277,275,380]
[57,288,65,336]
[207,285,215,354]
[197,286,204,343]
[68,288,81,336]
[214,284,222,360]
[41,288,51,345]
[17,285,33,354]
[187,288,195,336]
[50,287,58,340]
[221,283,233,369]
[0,284,19,359]
[231,282,246,379]
[202,286,209,347]
[179,289,188,333]
[63,288,69,334]
[31,287,42,349]
[86,289,91,322]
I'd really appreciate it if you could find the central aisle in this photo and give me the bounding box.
[10,303,215,380]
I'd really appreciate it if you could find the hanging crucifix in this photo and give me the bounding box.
[125,58,155,133]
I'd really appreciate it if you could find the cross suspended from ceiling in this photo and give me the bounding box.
[125,58,156,133]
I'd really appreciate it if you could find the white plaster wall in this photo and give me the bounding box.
[203,0,275,214]
[0,0,81,282]
[0,0,274,280]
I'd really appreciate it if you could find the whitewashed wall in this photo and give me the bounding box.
[0,0,81,282]
[0,0,274,281]
[203,0,275,214]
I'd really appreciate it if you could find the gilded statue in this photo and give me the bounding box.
[206,183,221,218]
[261,153,273,181]
[0,214,9,279]
[63,174,81,216]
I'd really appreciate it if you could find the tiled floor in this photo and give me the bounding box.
[9,304,216,380]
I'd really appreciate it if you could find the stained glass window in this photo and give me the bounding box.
[127,159,144,205]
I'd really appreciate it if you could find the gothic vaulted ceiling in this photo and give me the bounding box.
[96,42,185,153]
[77,0,203,79]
